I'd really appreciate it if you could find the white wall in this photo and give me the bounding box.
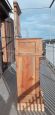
[46,43,55,66]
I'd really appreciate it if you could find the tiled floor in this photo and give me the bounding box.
[0,60,54,115]
[0,66,18,115]
[40,58,55,115]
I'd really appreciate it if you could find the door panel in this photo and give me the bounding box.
[15,38,44,111]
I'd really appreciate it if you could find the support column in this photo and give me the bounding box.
[13,1,21,38]
[0,19,3,75]
[1,22,8,63]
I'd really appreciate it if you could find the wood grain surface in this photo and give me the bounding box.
[15,38,44,111]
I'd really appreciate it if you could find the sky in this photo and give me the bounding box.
[9,0,55,39]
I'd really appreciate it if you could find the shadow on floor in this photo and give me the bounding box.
[18,81,40,103]
[0,66,18,115]
[0,61,51,115]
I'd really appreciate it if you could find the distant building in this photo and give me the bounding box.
[46,43,55,66]
[45,39,55,66]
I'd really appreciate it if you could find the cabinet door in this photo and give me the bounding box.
[15,39,44,111]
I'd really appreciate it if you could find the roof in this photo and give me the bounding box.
[44,39,55,44]
[0,0,12,21]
